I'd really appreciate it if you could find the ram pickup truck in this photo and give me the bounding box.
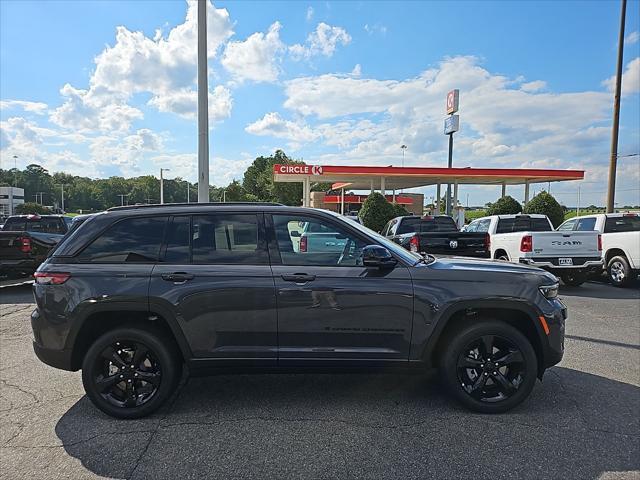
[0,214,70,279]
[466,214,602,286]
[558,213,639,287]
[383,215,490,258]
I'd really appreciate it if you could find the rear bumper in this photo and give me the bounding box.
[32,342,76,371]
[519,257,602,272]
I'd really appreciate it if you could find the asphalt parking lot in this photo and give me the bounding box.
[1,280,638,480]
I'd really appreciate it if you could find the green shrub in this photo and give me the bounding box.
[523,191,564,227]
[391,202,410,218]
[359,192,396,232]
[486,196,522,216]
[15,202,52,215]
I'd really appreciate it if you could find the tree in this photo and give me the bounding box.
[359,192,396,232]
[523,191,564,227]
[391,203,410,217]
[15,202,52,215]
[486,196,522,216]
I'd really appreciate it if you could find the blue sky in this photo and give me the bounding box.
[1,0,639,207]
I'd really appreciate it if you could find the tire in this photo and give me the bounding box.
[495,252,509,261]
[81,327,181,419]
[560,272,587,287]
[439,320,538,413]
[607,255,633,287]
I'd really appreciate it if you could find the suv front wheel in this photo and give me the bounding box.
[439,320,538,413]
[81,326,181,419]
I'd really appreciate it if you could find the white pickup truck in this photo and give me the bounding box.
[558,213,639,287]
[466,214,602,286]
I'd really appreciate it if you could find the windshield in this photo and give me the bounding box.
[330,212,425,265]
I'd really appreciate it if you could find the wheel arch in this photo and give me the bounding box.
[425,300,546,378]
[67,304,192,371]
[605,247,627,264]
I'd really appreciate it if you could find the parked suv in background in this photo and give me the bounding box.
[558,213,639,287]
[32,203,565,419]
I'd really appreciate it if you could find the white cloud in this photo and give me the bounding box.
[306,6,314,22]
[221,22,284,82]
[290,22,351,60]
[364,23,387,36]
[603,57,640,96]
[520,80,546,92]
[245,112,319,143]
[351,64,362,77]
[148,85,232,121]
[625,31,639,45]
[50,0,233,133]
[0,100,48,115]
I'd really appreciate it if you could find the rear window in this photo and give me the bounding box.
[604,215,640,233]
[397,217,457,234]
[2,217,65,234]
[575,217,597,231]
[497,216,551,233]
[77,216,167,263]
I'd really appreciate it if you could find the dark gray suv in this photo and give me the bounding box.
[31,203,565,418]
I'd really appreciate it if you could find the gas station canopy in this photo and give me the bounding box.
[273,164,584,191]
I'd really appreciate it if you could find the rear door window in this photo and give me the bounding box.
[558,219,577,231]
[78,216,167,263]
[396,218,420,234]
[191,214,267,265]
[496,218,515,233]
[604,215,640,233]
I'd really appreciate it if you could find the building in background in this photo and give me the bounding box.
[0,187,24,216]
[310,191,424,216]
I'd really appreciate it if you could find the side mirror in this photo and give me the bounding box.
[362,245,397,269]
[290,231,301,238]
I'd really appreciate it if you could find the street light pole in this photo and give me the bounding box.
[607,0,627,213]
[186,181,190,203]
[160,168,170,204]
[55,184,69,212]
[197,0,210,203]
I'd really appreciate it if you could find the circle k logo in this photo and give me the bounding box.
[311,165,323,175]
[277,164,323,175]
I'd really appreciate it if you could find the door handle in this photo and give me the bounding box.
[281,273,316,283]
[161,272,195,283]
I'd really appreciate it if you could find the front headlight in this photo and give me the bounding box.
[539,283,559,300]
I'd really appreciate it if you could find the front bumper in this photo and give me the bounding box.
[540,298,566,369]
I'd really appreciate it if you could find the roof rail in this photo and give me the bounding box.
[106,202,284,212]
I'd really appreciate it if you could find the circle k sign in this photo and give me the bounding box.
[276,164,323,175]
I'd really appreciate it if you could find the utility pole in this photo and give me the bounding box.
[197,0,210,202]
[186,181,190,203]
[400,144,407,168]
[577,185,581,217]
[607,0,627,213]
[55,184,69,212]
[160,168,170,204]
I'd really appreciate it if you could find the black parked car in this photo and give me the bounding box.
[31,203,565,419]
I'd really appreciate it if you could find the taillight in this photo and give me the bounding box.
[484,233,490,250]
[299,235,307,252]
[597,234,602,251]
[18,237,32,253]
[409,234,420,253]
[33,272,71,285]
[520,235,533,253]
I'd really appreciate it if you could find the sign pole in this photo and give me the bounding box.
[445,134,453,215]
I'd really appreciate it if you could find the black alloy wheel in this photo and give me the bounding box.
[440,320,538,413]
[82,327,180,419]
[457,335,525,403]
[92,341,161,409]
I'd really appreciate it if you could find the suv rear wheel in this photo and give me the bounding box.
[439,320,538,413]
[81,327,181,419]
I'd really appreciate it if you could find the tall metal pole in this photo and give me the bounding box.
[197,0,210,203]
[607,0,627,213]
[186,181,190,203]
[445,134,453,216]
[160,169,164,204]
